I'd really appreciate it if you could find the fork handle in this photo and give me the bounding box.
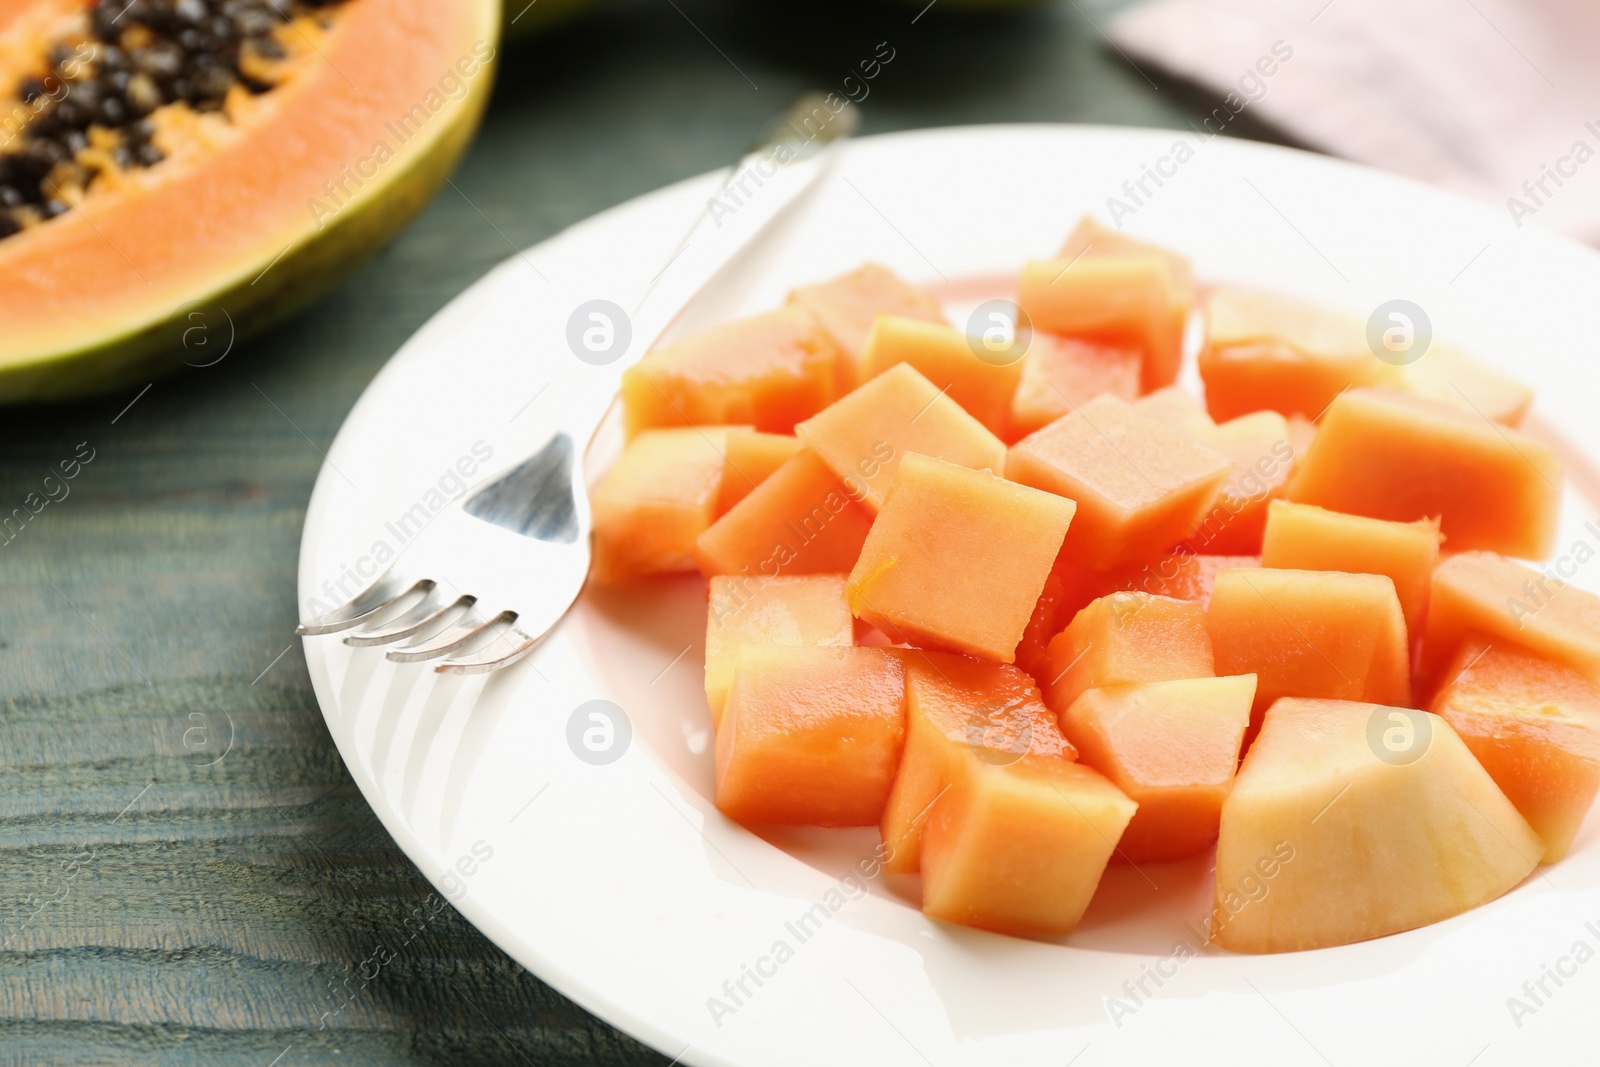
[558,105,854,449]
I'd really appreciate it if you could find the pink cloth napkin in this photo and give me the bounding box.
[1108,0,1600,242]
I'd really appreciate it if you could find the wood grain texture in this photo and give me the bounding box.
[0,0,1293,1062]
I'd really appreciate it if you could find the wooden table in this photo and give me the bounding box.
[0,1,1293,1061]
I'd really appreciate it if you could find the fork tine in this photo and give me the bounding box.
[344,594,476,647]
[384,610,514,664]
[435,625,542,675]
[298,576,432,636]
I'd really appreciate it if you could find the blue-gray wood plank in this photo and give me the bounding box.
[0,0,1293,1062]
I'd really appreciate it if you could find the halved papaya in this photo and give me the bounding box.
[0,0,500,400]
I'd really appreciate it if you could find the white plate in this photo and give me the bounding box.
[298,125,1600,1066]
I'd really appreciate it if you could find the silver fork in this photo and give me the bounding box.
[297,95,856,674]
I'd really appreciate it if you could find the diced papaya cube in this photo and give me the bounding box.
[695,450,874,578]
[1017,254,1174,339]
[1040,592,1215,715]
[1063,675,1255,863]
[1004,531,1254,687]
[1418,552,1600,691]
[1008,334,1143,440]
[1021,554,1262,661]
[1017,253,1185,391]
[1015,548,1089,678]
[1431,639,1600,862]
[592,426,739,583]
[1374,345,1533,428]
[715,646,906,826]
[1163,553,1263,602]
[704,575,853,725]
[859,316,1023,438]
[1057,217,1196,393]
[1183,410,1296,554]
[1198,286,1381,422]
[1260,501,1441,637]
[920,756,1136,937]
[848,453,1075,662]
[1007,394,1231,570]
[1019,552,1252,678]
[1058,216,1197,305]
[1287,388,1562,558]
[1133,385,1214,437]
[622,307,842,437]
[1204,287,1356,350]
[1206,568,1411,721]
[1214,698,1540,952]
[1101,551,1261,608]
[787,263,946,386]
[1200,333,1354,420]
[795,363,1005,513]
[880,651,1076,874]
[715,430,803,515]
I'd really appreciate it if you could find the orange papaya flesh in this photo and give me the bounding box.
[695,449,875,579]
[795,362,1005,513]
[715,646,907,827]
[1007,394,1231,570]
[879,650,1075,874]
[848,452,1074,663]
[1287,388,1561,559]
[1206,567,1411,724]
[1008,332,1142,441]
[623,307,844,438]
[1063,674,1255,863]
[786,263,945,388]
[1431,638,1600,863]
